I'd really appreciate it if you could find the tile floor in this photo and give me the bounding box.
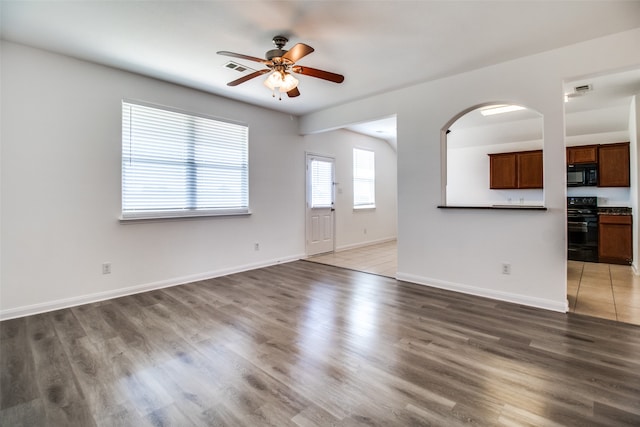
[306,240,398,278]
[568,260,640,325]
[307,240,640,326]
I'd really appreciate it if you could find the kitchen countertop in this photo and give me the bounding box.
[437,205,547,211]
[598,207,632,215]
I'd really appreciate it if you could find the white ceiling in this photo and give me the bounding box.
[2,1,639,141]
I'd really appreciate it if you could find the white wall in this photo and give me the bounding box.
[303,130,397,250]
[0,41,399,319]
[300,28,640,312]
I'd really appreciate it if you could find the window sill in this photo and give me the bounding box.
[353,206,376,212]
[119,210,252,222]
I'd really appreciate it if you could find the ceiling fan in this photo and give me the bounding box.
[217,36,345,99]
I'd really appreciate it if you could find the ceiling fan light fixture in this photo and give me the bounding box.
[263,71,283,90]
[218,36,343,99]
[279,73,298,92]
[263,71,298,99]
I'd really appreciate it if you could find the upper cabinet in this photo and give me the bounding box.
[598,142,630,187]
[565,142,630,188]
[567,145,598,165]
[517,150,544,189]
[489,150,543,189]
[489,153,517,189]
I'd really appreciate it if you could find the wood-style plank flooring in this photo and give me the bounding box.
[308,241,640,326]
[2,261,640,426]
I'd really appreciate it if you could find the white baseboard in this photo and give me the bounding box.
[0,254,304,321]
[395,272,568,313]
[335,236,397,252]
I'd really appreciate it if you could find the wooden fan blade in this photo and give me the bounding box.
[226,69,270,86]
[217,51,268,64]
[282,43,314,63]
[291,66,344,83]
[287,87,300,98]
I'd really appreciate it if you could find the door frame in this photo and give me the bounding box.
[305,152,336,256]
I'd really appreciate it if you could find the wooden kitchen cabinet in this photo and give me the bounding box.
[489,150,542,189]
[567,145,598,164]
[517,150,543,188]
[599,214,632,265]
[598,142,630,187]
[489,152,517,189]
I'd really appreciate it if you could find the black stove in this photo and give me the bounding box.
[567,197,598,262]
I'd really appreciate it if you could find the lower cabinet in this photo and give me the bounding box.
[599,215,632,265]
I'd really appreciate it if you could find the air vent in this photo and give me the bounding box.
[574,84,593,93]
[223,61,255,73]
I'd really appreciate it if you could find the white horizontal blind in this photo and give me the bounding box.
[353,148,375,208]
[122,101,248,219]
[310,158,333,208]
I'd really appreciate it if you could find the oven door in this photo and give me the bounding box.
[568,214,598,262]
[568,218,588,239]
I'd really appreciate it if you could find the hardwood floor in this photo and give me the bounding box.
[2,261,640,426]
[308,241,640,326]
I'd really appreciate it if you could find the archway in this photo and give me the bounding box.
[441,103,544,207]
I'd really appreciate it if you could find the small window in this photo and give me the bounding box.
[353,148,375,209]
[122,100,249,219]
[310,158,334,208]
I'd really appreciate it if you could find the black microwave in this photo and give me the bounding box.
[567,163,597,187]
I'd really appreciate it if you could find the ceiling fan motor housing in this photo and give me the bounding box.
[266,35,290,61]
[266,49,288,61]
[272,35,288,48]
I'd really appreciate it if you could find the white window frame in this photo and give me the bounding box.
[310,158,334,208]
[121,100,249,220]
[353,148,376,209]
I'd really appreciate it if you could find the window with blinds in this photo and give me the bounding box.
[310,158,334,208]
[121,100,249,219]
[353,148,375,209]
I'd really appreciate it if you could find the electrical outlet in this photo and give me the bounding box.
[102,262,111,275]
[501,263,511,275]
[254,243,260,251]
[364,228,367,234]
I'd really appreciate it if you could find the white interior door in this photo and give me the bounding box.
[306,154,335,256]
